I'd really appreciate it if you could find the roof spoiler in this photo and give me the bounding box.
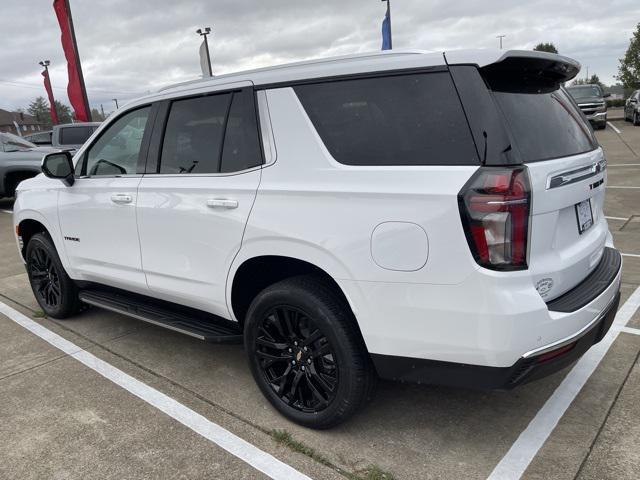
[479,50,581,93]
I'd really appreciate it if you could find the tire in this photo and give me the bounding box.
[634,112,640,126]
[244,275,377,429]
[25,233,81,319]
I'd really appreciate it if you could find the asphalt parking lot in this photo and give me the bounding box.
[1,120,639,480]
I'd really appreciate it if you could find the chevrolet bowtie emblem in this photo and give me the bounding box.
[296,351,302,361]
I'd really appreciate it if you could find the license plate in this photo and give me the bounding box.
[575,199,594,234]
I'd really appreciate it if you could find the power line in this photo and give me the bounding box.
[0,78,142,96]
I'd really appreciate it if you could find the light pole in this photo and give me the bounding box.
[112,98,119,109]
[197,27,213,77]
[496,34,506,49]
[39,60,59,124]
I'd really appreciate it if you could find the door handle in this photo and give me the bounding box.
[111,193,133,204]
[207,198,238,209]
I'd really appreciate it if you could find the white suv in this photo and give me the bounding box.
[14,49,622,428]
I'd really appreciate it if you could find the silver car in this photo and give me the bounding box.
[0,132,55,198]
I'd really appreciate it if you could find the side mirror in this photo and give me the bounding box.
[630,98,638,104]
[41,151,75,186]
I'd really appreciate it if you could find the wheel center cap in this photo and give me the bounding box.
[296,350,302,362]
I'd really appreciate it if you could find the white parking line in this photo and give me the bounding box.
[607,122,621,134]
[622,253,640,258]
[0,301,310,480]
[0,209,12,214]
[487,285,640,480]
[619,326,640,336]
[607,186,640,189]
[605,216,628,221]
[607,163,640,167]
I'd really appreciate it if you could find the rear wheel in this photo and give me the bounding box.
[634,112,640,126]
[244,275,376,429]
[26,233,81,319]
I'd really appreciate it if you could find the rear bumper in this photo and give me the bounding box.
[369,248,622,389]
[371,290,620,389]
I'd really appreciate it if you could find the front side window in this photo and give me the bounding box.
[85,107,150,176]
[294,72,479,166]
[159,94,231,174]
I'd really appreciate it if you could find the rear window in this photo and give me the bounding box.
[491,88,597,162]
[294,72,479,166]
[60,126,96,145]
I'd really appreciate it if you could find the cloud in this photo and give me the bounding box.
[1,0,638,112]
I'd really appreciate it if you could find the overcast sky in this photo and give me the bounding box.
[2,0,638,114]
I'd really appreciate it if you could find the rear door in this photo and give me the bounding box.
[453,61,607,302]
[136,85,262,316]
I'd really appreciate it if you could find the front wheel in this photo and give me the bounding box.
[244,275,376,429]
[634,112,640,126]
[26,233,81,319]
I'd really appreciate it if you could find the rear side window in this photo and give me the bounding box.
[294,72,479,166]
[160,94,231,174]
[60,126,95,145]
[491,88,596,162]
[221,89,263,173]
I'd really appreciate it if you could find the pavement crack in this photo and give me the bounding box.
[0,353,69,382]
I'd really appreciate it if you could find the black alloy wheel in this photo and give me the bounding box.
[255,305,338,413]
[245,275,376,429]
[25,232,81,319]
[28,244,61,308]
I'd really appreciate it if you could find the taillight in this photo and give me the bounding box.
[458,166,531,271]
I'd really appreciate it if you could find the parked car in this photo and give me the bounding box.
[624,90,640,125]
[50,122,101,152]
[23,130,53,146]
[13,49,621,428]
[0,132,55,198]
[566,84,609,129]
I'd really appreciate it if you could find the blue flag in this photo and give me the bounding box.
[381,7,392,50]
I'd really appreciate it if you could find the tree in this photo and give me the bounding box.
[617,23,640,89]
[91,108,105,122]
[25,96,73,125]
[571,75,605,88]
[27,96,51,125]
[534,42,558,54]
[53,100,73,124]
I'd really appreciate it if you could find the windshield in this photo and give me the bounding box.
[0,132,37,151]
[566,85,602,99]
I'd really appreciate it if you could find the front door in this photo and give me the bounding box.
[136,87,263,317]
[58,106,152,291]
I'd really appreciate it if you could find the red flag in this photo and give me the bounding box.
[53,0,90,122]
[41,69,59,125]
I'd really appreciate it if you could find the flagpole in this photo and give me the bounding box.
[63,0,91,121]
[39,60,59,125]
[387,0,392,49]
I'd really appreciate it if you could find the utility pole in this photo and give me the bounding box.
[496,34,506,49]
[112,98,119,109]
[39,60,59,124]
[100,104,105,119]
[197,27,213,77]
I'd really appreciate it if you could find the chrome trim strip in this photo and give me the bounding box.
[546,160,606,189]
[522,277,620,359]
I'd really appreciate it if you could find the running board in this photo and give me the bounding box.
[78,289,243,344]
